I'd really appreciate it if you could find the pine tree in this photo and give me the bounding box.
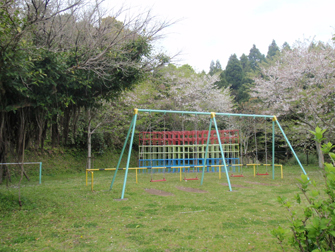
[215,60,222,71]
[225,54,243,91]
[267,40,280,59]
[240,54,250,72]
[209,59,222,76]
[215,70,228,89]
[209,60,216,75]
[282,42,291,51]
[248,44,266,71]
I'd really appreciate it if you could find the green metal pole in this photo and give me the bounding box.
[39,162,42,184]
[120,110,138,199]
[201,117,213,185]
[110,114,135,190]
[272,118,275,180]
[213,115,232,191]
[137,108,274,119]
[274,116,308,176]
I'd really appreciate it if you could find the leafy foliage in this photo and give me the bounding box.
[267,40,280,59]
[252,40,335,168]
[272,128,335,251]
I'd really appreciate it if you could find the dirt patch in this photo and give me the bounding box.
[114,198,128,201]
[244,181,279,186]
[176,186,207,193]
[145,188,174,196]
[221,183,251,188]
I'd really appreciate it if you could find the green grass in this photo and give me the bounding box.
[0,163,323,251]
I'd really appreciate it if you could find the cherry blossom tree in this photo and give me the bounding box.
[252,41,335,168]
[122,65,234,132]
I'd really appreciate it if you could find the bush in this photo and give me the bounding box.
[286,152,318,166]
[271,128,335,251]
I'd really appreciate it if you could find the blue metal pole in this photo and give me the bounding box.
[272,118,275,179]
[120,110,138,199]
[213,115,232,191]
[110,114,135,190]
[274,116,308,176]
[201,117,213,185]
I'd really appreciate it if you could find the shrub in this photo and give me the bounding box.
[286,152,318,166]
[271,128,335,252]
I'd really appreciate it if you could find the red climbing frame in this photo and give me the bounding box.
[139,130,239,145]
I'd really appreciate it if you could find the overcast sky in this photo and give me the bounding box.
[106,0,335,72]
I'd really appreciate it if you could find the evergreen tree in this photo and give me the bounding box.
[209,59,222,76]
[248,44,266,71]
[215,60,222,71]
[215,70,228,89]
[225,54,243,91]
[282,42,291,51]
[209,60,216,76]
[267,40,280,59]
[240,54,250,72]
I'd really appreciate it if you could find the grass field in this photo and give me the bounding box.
[0,163,324,252]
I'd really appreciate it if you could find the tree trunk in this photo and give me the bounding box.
[72,106,80,144]
[0,112,5,184]
[41,119,48,150]
[315,141,324,169]
[52,114,59,148]
[63,107,71,145]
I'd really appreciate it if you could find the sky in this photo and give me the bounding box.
[105,0,335,73]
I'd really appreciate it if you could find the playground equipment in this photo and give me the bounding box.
[109,109,308,200]
[0,162,42,184]
[139,129,239,172]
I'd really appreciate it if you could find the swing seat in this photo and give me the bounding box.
[183,177,199,181]
[150,178,166,182]
[231,174,244,177]
[256,172,269,176]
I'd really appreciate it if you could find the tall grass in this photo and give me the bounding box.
[0,158,322,251]
[286,152,318,166]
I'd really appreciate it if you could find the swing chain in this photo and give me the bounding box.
[254,118,258,164]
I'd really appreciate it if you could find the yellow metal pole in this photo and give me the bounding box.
[280,165,283,179]
[91,171,94,192]
[136,168,138,184]
[253,165,256,177]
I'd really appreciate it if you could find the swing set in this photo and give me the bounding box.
[109,108,308,200]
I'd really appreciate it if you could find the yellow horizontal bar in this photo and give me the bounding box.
[86,165,224,172]
[86,164,283,172]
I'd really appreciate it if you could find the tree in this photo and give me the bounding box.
[224,54,243,99]
[209,59,222,76]
[215,70,228,89]
[0,0,174,188]
[215,60,222,72]
[240,54,251,72]
[251,41,335,168]
[248,44,266,71]
[271,128,335,251]
[282,42,291,51]
[124,64,234,131]
[266,40,280,59]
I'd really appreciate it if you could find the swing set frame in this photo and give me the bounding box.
[110,108,308,200]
